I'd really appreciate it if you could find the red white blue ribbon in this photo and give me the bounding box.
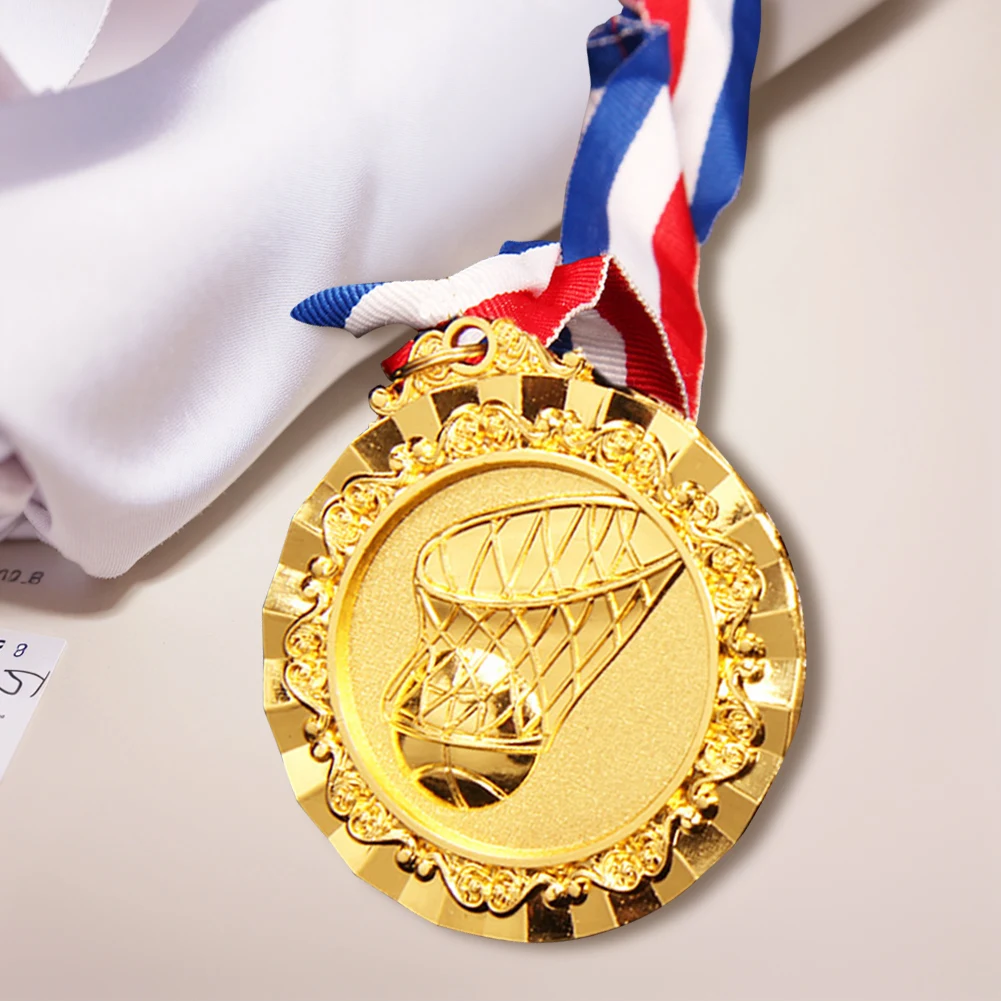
[293,1,760,420]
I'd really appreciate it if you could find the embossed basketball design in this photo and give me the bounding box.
[382,496,684,808]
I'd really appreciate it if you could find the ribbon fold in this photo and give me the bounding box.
[292,1,760,420]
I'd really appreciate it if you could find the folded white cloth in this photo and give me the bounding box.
[0,0,618,575]
[0,0,881,577]
[0,0,198,97]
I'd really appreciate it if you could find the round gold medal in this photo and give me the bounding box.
[263,318,805,941]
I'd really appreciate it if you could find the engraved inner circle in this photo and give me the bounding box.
[328,454,718,868]
[382,496,685,809]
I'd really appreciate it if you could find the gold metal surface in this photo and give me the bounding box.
[383,493,686,809]
[263,318,806,940]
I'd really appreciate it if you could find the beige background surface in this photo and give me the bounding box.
[2,1,999,998]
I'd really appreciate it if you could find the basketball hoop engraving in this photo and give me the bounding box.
[384,497,685,807]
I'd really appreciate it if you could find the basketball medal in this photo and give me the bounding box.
[263,317,805,941]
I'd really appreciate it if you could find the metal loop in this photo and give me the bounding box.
[390,342,487,382]
[390,317,495,382]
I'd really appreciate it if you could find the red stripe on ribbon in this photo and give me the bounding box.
[652,0,690,92]
[653,178,704,415]
[465,256,608,343]
[625,0,689,92]
[382,340,415,378]
[597,259,688,415]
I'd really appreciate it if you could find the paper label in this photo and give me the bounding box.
[0,627,65,781]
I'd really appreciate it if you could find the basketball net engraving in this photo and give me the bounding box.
[383,495,685,808]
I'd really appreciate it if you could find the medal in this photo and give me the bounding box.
[263,1,804,941]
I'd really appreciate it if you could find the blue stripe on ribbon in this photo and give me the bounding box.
[689,0,761,243]
[548,325,574,357]
[561,25,669,264]
[291,282,384,327]
[498,239,556,255]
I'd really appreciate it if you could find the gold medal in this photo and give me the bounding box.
[263,317,805,941]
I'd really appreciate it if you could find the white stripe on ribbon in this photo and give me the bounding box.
[673,0,734,199]
[566,310,629,386]
[606,86,681,314]
[580,85,606,133]
[344,242,560,335]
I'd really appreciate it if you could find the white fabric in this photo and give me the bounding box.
[0,0,198,96]
[340,243,561,335]
[0,0,612,576]
[0,0,884,578]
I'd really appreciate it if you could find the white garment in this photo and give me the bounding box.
[0,0,881,577]
[0,0,616,575]
[0,0,198,96]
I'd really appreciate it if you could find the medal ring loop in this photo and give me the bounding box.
[391,316,497,382]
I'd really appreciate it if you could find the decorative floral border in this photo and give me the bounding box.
[280,392,770,916]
